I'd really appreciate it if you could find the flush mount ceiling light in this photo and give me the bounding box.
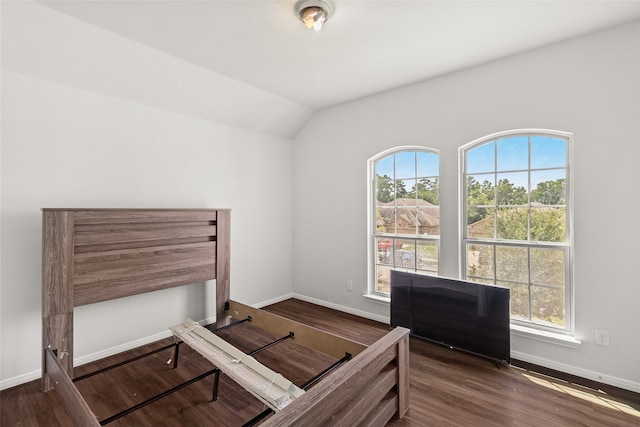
[295,0,334,31]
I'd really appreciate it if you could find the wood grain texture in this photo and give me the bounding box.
[41,208,225,390]
[260,326,410,427]
[44,349,100,426]
[215,209,231,326]
[42,211,74,391]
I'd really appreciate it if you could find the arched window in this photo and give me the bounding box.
[460,130,573,332]
[368,147,440,297]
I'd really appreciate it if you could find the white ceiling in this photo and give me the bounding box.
[39,0,640,110]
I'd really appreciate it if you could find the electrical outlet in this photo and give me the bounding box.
[346,280,353,291]
[595,329,610,347]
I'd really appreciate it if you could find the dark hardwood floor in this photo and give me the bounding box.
[2,298,638,426]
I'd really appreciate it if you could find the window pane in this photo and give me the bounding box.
[467,174,494,206]
[397,206,418,234]
[376,174,395,203]
[376,206,395,234]
[531,285,565,327]
[531,248,565,286]
[531,170,566,206]
[417,151,439,177]
[497,136,528,171]
[417,206,439,235]
[467,140,495,174]
[530,207,565,242]
[531,136,566,169]
[398,179,415,200]
[466,243,494,281]
[496,246,528,283]
[507,282,530,321]
[416,241,438,273]
[468,276,495,285]
[376,265,391,294]
[376,237,394,266]
[496,207,528,240]
[395,152,416,179]
[416,178,439,205]
[375,155,394,178]
[467,208,494,238]
[496,173,528,205]
[395,239,416,269]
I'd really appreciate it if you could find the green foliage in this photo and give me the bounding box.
[531,208,565,242]
[531,178,566,205]
[407,178,439,204]
[496,208,528,240]
[466,176,494,223]
[377,175,439,205]
[376,174,394,203]
[395,180,408,198]
[496,179,527,205]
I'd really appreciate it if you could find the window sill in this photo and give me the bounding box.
[363,293,390,305]
[511,324,581,349]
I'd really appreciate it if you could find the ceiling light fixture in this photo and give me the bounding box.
[295,0,334,31]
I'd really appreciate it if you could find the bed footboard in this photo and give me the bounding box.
[262,326,411,427]
[44,349,100,426]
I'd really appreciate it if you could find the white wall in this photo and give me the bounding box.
[1,2,295,388]
[293,22,640,392]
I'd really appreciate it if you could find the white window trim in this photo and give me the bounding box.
[367,146,440,298]
[459,129,575,335]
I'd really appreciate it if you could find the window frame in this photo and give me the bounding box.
[459,129,574,335]
[367,146,440,299]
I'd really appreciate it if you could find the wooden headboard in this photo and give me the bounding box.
[41,208,230,391]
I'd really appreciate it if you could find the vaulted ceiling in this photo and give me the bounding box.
[40,1,640,110]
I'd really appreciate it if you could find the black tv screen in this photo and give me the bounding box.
[390,270,510,364]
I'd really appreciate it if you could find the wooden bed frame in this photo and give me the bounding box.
[42,208,410,426]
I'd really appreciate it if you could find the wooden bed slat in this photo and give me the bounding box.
[44,349,100,426]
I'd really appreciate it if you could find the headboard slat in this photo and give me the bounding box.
[71,209,217,225]
[74,265,216,306]
[74,225,216,247]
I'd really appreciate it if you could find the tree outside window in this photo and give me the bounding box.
[369,148,440,296]
[462,131,572,332]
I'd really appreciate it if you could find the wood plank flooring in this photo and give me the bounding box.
[2,298,639,426]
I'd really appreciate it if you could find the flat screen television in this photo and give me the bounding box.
[390,270,510,364]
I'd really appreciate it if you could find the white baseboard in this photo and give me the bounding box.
[0,316,217,391]
[291,293,391,324]
[252,293,295,308]
[1,369,42,391]
[511,350,640,393]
